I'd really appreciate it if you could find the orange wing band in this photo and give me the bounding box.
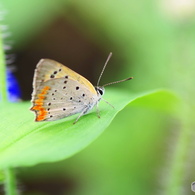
[31,86,50,121]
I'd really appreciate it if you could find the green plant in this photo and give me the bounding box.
[0,52,179,194]
[1,1,194,195]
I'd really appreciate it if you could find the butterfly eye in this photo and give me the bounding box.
[99,89,104,96]
[95,87,104,96]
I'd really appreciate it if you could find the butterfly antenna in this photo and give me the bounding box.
[102,77,133,87]
[97,52,112,86]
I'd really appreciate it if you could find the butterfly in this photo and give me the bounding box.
[30,52,133,124]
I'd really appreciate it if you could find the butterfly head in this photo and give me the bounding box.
[95,86,105,97]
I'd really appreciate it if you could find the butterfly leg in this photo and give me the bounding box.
[95,104,101,118]
[101,98,115,108]
[73,106,89,124]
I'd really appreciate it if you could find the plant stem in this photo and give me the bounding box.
[4,168,18,195]
[0,27,7,102]
[165,26,195,194]
[166,105,191,194]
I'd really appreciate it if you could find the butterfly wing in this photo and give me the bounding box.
[32,59,97,94]
[31,59,99,121]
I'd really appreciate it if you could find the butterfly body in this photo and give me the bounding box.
[31,59,104,122]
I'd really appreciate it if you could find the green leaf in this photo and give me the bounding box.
[129,89,179,113]
[0,89,179,168]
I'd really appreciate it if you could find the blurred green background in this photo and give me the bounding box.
[1,0,195,194]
